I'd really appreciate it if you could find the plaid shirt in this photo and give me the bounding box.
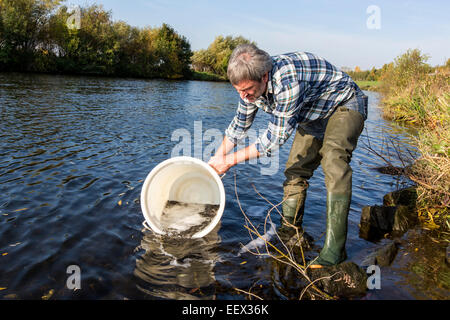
[225,52,368,157]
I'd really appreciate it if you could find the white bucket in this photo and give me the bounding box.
[140,156,225,238]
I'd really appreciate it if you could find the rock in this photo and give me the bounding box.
[376,166,404,176]
[392,205,417,234]
[376,242,399,266]
[362,242,399,267]
[359,204,417,241]
[359,206,395,241]
[383,187,417,207]
[307,261,368,298]
[285,231,314,251]
[277,226,314,251]
[360,206,395,230]
[360,252,377,266]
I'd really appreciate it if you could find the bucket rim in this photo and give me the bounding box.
[140,156,226,238]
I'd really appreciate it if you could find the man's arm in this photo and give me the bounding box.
[213,135,236,158]
[209,98,259,174]
[208,137,260,175]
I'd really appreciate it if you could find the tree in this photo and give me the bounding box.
[0,0,61,71]
[367,67,378,81]
[111,20,143,76]
[0,1,193,78]
[378,49,432,95]
[386,49,431,90]
[191,35,254,78]
[152,23,192,78]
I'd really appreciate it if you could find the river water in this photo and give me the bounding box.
[0,73,447,300]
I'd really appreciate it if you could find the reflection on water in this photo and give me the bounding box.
[134,225,221,300]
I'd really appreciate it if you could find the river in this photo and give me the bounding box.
[0,73,448,300]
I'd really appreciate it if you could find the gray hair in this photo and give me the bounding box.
[227,44,273,85]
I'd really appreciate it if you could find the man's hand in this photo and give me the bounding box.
[208,155,232,175]
[208,136,237,175]
[208,143,260,175]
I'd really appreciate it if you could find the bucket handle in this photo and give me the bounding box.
[142,220,152,231]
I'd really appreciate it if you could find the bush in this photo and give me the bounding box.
[379,49,433,95]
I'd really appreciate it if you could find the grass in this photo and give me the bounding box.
[356,80,381,91]
[379,58,450,232]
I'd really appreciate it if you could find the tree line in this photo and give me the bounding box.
[0,0,253,80]
[344,49,450,83]
[4,1,446,83]
[0,0,190,78]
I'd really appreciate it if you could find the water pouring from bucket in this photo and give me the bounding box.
[140,157,226,238]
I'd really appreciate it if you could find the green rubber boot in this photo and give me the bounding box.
[278,187,313,246]
[311,193,351,267]
[281,191,306,227]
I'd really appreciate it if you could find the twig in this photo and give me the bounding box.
[233,173,334,300]
[299,271,342,300]
[250,184,296,261]
[234,288,263,300]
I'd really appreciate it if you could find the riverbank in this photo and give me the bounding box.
[189,71,227,82]
[377,50,449,233]
[357,187,449,299]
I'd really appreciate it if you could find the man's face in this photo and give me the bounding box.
[233,73,268,103]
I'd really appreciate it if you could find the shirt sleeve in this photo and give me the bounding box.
[225,98,258,144]
[255,81,309,157]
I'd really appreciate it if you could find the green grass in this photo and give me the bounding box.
[356,80,381,91]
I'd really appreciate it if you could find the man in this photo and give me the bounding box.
[208,44,367,268]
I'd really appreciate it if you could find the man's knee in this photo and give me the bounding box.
[321,148,353,193]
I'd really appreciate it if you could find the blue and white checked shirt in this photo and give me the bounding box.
[225,52,368,157]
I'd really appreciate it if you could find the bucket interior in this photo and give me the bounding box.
[141,159,224,236]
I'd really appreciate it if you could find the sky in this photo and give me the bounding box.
[65,0,450,70]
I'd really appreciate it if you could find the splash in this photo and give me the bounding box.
[238,221,276,256]
[160,201,219,237]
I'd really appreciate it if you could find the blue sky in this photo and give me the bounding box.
[66,0,450,70]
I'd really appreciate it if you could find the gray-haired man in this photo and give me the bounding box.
[208,44,367,268]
